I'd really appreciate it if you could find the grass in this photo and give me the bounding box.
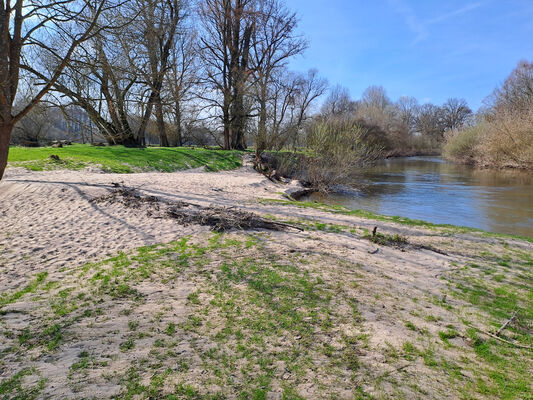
[0,271,48,308]
[259,198,533,242]
[7,144,243,173]
[1,224,531,398]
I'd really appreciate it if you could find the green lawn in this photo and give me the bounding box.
[7,144,243,173]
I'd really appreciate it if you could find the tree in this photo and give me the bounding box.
[396,96,419,134]
[11,102,50,146]
[165,22,198,146]
[489,60,533,116]
[320,85,354,117]
[198,0,258,150]
[441,98,472,131]
[416,103,445,142]
[252,0,306,154]
[0,0,111,180]
[361,85,390,111]
[135,0,184,147]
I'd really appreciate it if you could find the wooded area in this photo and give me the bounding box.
[444,60,533,169]
[3,0,531,183]
[1,0,481,182]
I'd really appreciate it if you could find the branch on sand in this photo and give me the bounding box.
[91,185,302,233]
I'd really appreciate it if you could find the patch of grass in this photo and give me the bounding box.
[404,321,417,331]
[42,323,63,350]
[8,144,243,173]
[0,272,48,308]
[258,198,533,242]
[366,232,408,246]
[128,320,139,331]
[0,368,46,399]
[120,338,135,352]
[166,323,176,336]
[438,327,459,345]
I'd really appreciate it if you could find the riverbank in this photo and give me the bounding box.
[0,166,531,399]
[303,156,533,238]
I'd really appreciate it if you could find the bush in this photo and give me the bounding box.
[304,117,384,190]
[443,125,482,163]
[444,60,533,169]
[444,111,533,168]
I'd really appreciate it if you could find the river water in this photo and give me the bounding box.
[304,157,533,238]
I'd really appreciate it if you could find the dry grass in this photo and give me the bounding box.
[444,110,533,169]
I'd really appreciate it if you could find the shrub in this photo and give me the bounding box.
[304,117,384,190]
[443,125,483,163]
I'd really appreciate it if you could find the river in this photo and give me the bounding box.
[304,157,533,238]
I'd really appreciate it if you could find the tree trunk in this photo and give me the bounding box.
[155,91,169,147]
[0,121,14,181]
[175,100,182,147]
[257,81,268,155]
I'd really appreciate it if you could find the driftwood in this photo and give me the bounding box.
[496,311,518,337]
[477,328,532,350]
[92,185,302,233]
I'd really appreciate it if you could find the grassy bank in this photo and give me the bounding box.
[261,198,533,243]
[7,145,243,173]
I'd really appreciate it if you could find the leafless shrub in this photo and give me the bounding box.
[304,117,384,190]
[445,61,533,169]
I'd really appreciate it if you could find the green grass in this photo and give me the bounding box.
[0,272,48,308]
[0,368,46,399]
[2,228,531,398]
[7,144,243,173]
[259,198,533,242]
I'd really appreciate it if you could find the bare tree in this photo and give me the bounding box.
[0,0,113,180]
[416,103,445,142]
[198,0,259,150]
[361,85,390,111]
[45,10,139,146]
[252,0,306,154]
[489,60,533,116]
[396,96,419,133]
[11,102,50,146]
[135,0,183,147]
[320,85,354,117]
[441,98,472,131]
[165,23,198,146]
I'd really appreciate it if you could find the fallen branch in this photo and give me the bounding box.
[496,311,518,337]
[477,328,532,350]
[92,185,303,233]
[166,205,304,233]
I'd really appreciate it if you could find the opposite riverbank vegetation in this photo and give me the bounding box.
[443,61,533,170]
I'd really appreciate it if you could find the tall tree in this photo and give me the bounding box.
[441,98,472,131]
[0,0,110,180]
[165,24,198,146]
[320,85,354,117]
[198,0,258,150]
[252,0,306,154]
[135,0,183,147]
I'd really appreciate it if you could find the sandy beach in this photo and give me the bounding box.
[0,166,531,399]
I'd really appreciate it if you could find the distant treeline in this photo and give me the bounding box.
[443,60,533,169]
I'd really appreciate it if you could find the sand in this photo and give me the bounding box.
[0,165,531,399]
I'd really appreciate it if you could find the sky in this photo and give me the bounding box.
[284,0,533,111]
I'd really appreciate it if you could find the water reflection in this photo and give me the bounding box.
[306,157,533,237]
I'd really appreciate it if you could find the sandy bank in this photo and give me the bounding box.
[0,166,531,399]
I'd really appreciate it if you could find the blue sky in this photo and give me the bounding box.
[285,0,533,110]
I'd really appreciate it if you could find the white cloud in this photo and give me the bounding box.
[389,0,487,44]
